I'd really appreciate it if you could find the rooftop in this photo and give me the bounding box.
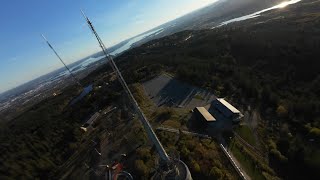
[217,98,240,114]
[84,112,100,126]
[195,107,216,122]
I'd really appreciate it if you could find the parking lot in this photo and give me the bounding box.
[143,74,215,109]
[143,73,234,135]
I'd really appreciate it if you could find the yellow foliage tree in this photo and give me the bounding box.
[276,105,288,118]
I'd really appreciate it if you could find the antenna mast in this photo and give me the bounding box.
[41,34,83,87]
[81,10,192,180]
[80,9,170,163]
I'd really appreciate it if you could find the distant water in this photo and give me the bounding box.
[110,28,164,56]
[155,29,165,36]
[51,28,164,82]
[70,84,93,105]
[68,56,105,75]
[52,55,106,81]
[214,0,302,28]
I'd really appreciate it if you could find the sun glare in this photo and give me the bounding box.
[278,2,289,8]
[276,0,302,9]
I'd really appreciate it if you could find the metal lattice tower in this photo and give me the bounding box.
[80,10,170,163]
[42,34,83,87]
[80,10,192,180]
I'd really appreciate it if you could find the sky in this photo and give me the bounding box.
[0,0,218,94]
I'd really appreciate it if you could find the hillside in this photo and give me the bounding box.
[1,0,320,179]
[134,0,283,47]
[114,1,320,179]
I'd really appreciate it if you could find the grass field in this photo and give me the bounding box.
[235,125,256,146]
[229,140,265,180]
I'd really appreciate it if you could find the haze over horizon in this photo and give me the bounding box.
[0,0,218,94]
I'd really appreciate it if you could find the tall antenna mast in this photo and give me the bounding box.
[41,34,83,87]
[80,9,170,162]
[81,10,192,179]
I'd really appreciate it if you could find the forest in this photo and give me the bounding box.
[0,70,122,179]
[115,3,320,178]
[0,0,320,179]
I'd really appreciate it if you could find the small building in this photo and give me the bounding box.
[81,112,100,132]
[212,98,243,122]
[194,107,216,123]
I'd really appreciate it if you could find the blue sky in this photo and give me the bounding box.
[0,0,217,93]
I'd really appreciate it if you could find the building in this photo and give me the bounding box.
[81,112,100,132]
[212,98,243,122]
[194,107,216,123]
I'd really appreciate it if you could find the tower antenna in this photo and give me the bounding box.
[81,9,192,180]
[41,34,83,87]
[80,8,169,162]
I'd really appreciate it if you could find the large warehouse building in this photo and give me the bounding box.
[212,98,243,122]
